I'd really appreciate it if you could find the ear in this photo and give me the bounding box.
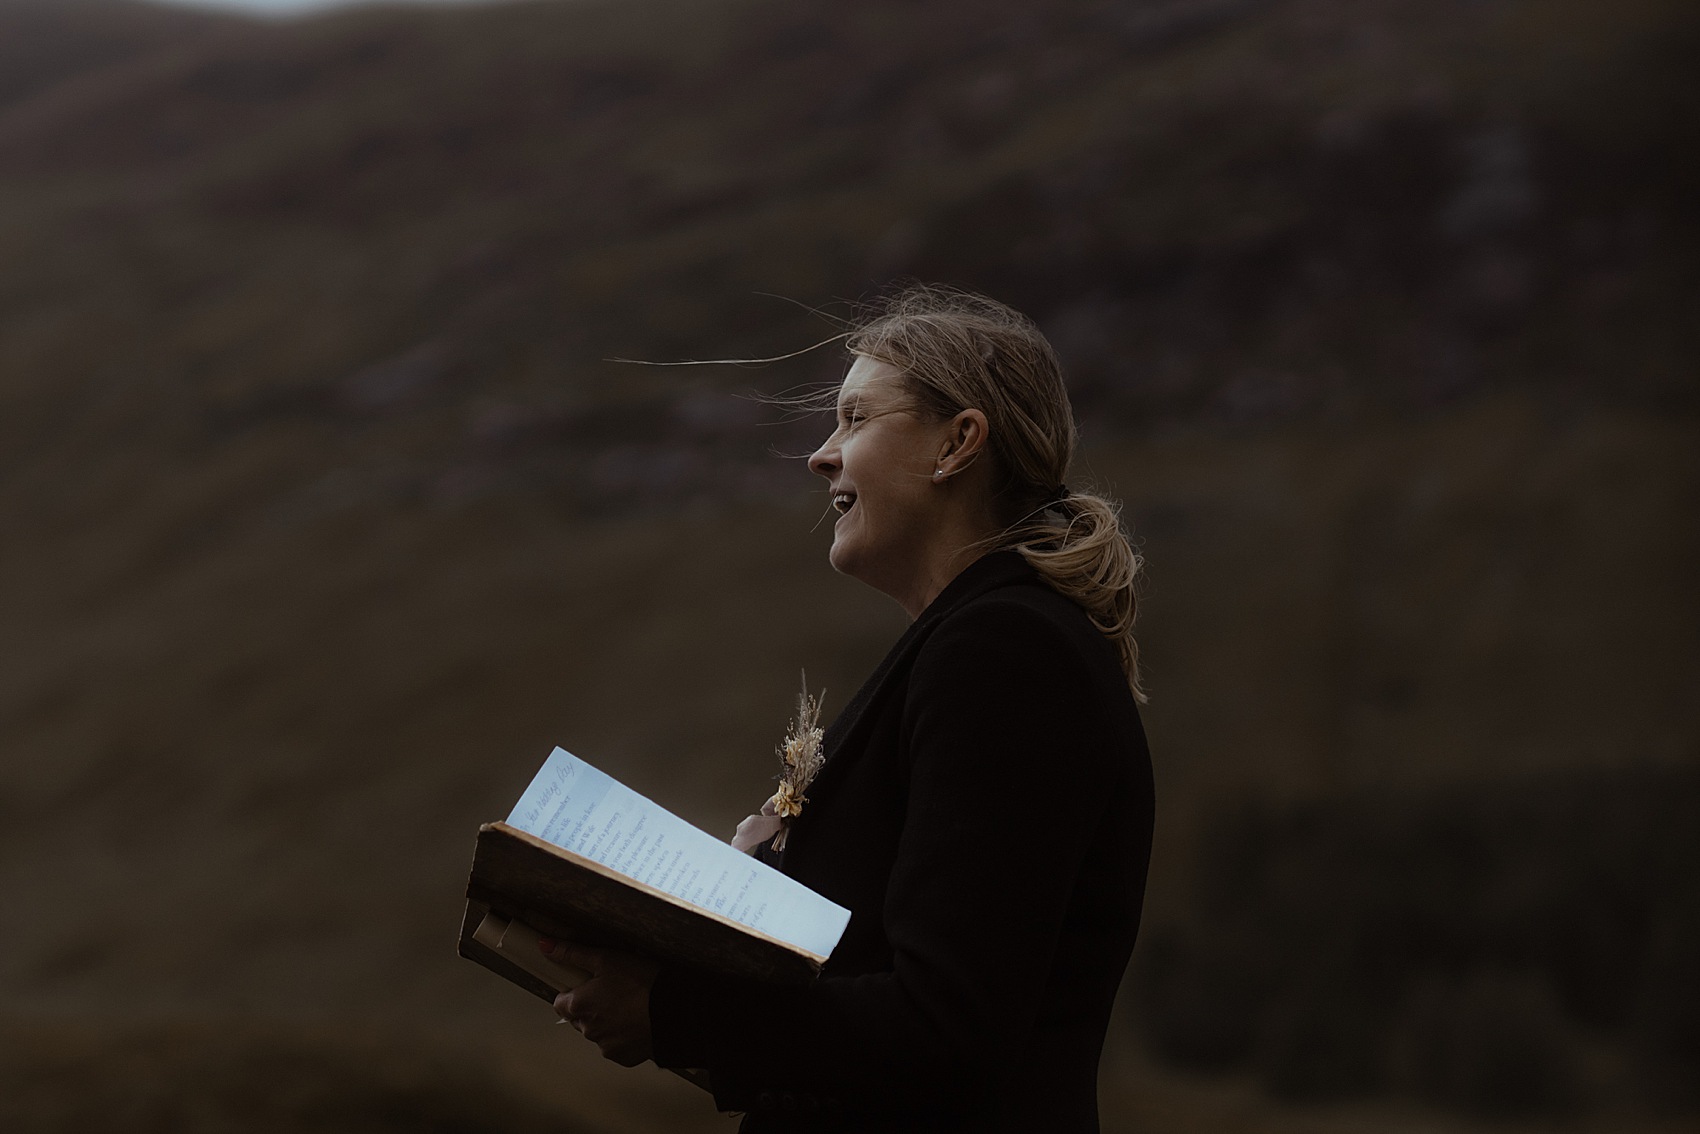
[936,408,990,477]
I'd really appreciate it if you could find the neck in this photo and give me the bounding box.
[891,513,1004,620]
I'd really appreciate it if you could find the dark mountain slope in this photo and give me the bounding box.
[0,0,243,109]
[0,1,1694,1129]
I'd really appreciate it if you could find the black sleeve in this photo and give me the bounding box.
[649,599,1120,1113]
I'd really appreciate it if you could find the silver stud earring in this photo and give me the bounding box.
[933,468,945,480]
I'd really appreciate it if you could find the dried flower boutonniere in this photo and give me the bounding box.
[767,675,826,852]
[729,675,827,855]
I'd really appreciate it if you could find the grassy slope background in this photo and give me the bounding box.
[0,0,1696,1130]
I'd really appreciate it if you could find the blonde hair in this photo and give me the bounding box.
[847,285,1147,700]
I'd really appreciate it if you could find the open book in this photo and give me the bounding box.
[459,747,852,1007]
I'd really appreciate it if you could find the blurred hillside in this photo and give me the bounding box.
[0,0,1696,1131]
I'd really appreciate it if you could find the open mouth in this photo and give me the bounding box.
[832,491,856,515]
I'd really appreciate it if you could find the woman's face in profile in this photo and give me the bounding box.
[808,356,946,597]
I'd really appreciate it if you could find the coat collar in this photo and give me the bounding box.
[814,550,1039,781]
[914,548,1040,626]
[774,552,1044,870]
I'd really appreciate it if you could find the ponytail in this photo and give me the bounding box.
[1008,491,1146,701]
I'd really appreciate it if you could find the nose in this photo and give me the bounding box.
[808,435,839,480]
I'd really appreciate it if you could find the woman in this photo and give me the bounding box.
[545,286,1154,1132]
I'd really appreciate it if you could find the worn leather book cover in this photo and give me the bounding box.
[459,821,828,1003]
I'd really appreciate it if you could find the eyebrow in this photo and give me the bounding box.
[835,383,906,421]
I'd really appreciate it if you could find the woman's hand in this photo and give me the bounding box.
[731,798,783,854]
[542,939,659,1067]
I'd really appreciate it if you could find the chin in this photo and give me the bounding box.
[827,537,855,577]
[827,533,873,584]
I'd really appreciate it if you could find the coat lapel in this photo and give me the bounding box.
[791,551,1039,816]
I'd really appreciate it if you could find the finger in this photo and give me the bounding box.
[554,943,606,972]
[536,935,581,961]
[608,1044,648,1068]
[552,990,578,1022]
[732,813,782,854]
[596,1033,650,1068]
[539,937,596,969]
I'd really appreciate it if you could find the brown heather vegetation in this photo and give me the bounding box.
[0,0,1695,1130]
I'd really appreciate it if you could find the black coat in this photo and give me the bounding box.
[650,551,1154,1132]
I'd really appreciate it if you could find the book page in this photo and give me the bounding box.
[507,747,850,959]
